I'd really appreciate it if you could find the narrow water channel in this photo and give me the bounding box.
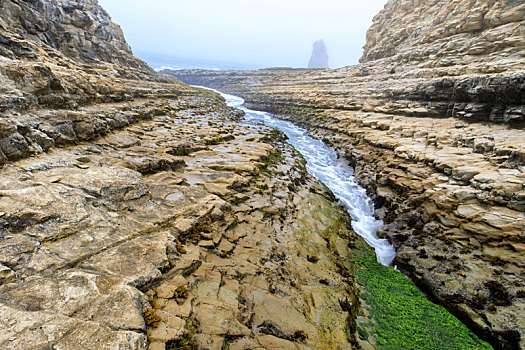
[193,87,494,350]
[202,87,396,266]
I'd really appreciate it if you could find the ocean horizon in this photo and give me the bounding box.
[136,51,264,71]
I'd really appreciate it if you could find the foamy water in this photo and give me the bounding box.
[197,87,396,265]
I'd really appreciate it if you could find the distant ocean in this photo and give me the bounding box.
[136,51,262,71]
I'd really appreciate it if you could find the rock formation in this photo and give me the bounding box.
[168,1,525,349]
[0,0,522,348]
[308,39,329,68]
[0,0,149,69]
[0,0,174,166]
[0,1,432,349]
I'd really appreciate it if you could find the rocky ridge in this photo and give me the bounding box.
[0,0,151,69]
[0,0,175,168]
[168,0,525,348]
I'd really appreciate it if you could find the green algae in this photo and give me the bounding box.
[355,254,493,350]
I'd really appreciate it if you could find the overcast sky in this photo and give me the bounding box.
[98,0,387,69]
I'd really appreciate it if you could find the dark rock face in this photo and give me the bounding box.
[308,40,329,69]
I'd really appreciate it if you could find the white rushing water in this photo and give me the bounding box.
[198,87,396,265]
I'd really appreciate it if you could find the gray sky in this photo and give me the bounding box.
[98,0,387,68]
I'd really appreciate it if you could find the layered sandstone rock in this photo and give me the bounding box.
[0,1,374,349]
[0,0,177,167]
[0,90,364,349]
[0,0,522,348]
[0,0,150,69]
[168,1,525,348]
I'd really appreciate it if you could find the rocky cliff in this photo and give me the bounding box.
[0,0,178,166]
[0,0,152,69]
[168,0,525,349]
[361,0,525,65]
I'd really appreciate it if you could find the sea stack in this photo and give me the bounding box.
[308,39,329,69]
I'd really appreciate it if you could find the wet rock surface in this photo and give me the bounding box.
[0,91,365,349]
[169,1,525,348]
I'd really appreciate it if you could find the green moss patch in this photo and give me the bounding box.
[356,254,492,350]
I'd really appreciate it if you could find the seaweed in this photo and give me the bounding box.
[356,254,493,350]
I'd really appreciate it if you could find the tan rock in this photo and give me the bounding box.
[193,334,225,350]
[217,239,235,255]
[251,291,317,338]
[163,298,193,318]
[156,276,187,299]
[148,341,166,350]
[0,265,15,284]
[194,302,251,336]
[258,335,300,349]
[148,322,185,342]
[455,204,485,220]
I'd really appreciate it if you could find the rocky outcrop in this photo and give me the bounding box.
[0,0,521,348]
[0,0,151,69]
[308,39,329,69]
[0,90,368,349]
[0,0,180,167]
[361,0,525,65]
[360,0,525,125]
[167,1,525,349]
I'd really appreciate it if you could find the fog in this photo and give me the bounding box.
[98,0,387,69]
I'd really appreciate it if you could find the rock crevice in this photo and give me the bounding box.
[168,1,525,348]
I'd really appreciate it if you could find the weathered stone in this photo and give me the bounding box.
[252,291,318,338]
[0,265,15,285]
[0,133,32,160]
[2,0,524,349]
[169,4,525,344]
[148,322,185,342]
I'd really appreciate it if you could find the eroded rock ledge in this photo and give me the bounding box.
[0,89,371,349]
[167,2,525,347]
[169,73,525,349]
[0,0,178,168]
[0,1,375,348]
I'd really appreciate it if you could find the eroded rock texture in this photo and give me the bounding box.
[0,0,167,115]
[0,1,371,349]
[169,0,525,348]
[0,0,146,66]
[0,92,364,349]
[0,0,182,167]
